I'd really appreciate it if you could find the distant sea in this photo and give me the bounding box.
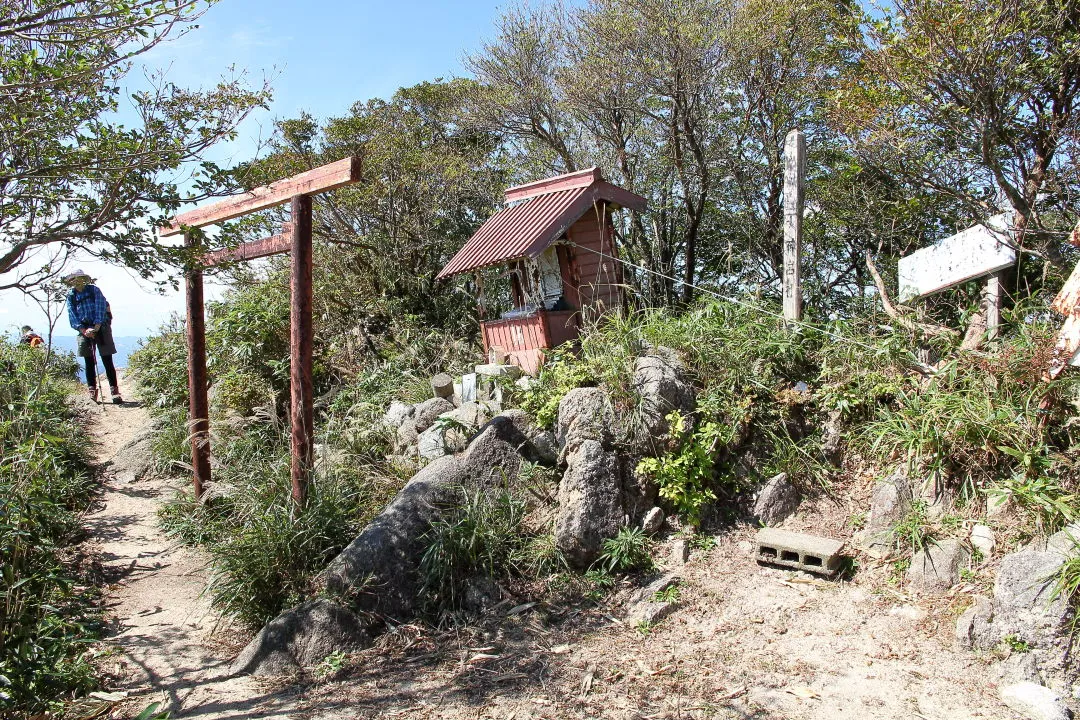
[47,335,143,381]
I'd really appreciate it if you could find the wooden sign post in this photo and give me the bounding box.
[898,212,1015,340]
[163,157,361,508]
[783,129,806,322]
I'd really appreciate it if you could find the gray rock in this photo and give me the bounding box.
[670,538,690,565]
[971,524,996,560]
[320,416,532,615]
[627,572,681,605]
[556,387,615,454]
[530,429,559,465]
[396,417,419,450]
[627,601,676,626]
[108,422,156,483]
[973,551,1076,687]
[555,439,623,568]
[857,471,912,553]
[753,473,800,526]
[821,409,843,461]
[996,551,1068,616]
[381,401,414,431]
[907,538,969,593]
[631,348,695,454]
[461,373,477,403]
[1047,523,1080,557]
[417,425,450,460]
[1000,682,1072,720]
[998,652,1043,686]
[413,397,455,433]
[955,595,994,650]
[441,401,486,430]
[475,363,523,380]
[321,454,470,611]
[230,599,372,677]
[641,507,665,535]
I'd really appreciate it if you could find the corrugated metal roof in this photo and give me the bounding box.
[437,172,647,280]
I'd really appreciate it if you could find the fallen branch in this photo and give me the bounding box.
[864,251,959,340]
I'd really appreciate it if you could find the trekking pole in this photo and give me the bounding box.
[88,334,104,410]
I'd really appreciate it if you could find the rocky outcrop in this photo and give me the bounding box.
[236,413,552,677]
[753,472,799,526]
[555,439,623,567]
[961,548,1077,692]
[631,348,695,453]
[320,416,530,611]
[556,387,615,454]
[229,599,372,677]
[855,471,912,555]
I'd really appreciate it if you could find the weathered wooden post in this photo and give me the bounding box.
[163,157,360,507]
[184,231,211,500]
[289,194,313,509]
[985,271,1004,340]
[783,128,806,322]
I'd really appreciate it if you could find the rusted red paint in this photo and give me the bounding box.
[290,194,314,509]
[184,232,211,500]
[481,310,579,376]
[203,224,293,267]
[437,169,646,280]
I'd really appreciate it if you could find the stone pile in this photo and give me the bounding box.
[381,363,536,462]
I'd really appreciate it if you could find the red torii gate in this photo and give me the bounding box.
[161,157,362,507]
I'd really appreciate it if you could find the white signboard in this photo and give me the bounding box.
[898,213,1016,302]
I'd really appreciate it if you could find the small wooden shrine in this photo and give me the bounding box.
[438,168,646,375]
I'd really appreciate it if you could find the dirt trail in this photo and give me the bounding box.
[82,376,296,719]
[78,377,1021,719]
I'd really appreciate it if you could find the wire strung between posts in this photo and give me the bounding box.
[567,240,901,356]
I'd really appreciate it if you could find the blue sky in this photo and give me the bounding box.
[1,0,506,339]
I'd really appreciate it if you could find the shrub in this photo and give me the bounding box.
[596,526,655,573]
[0,341,99,716]
[418,487,531,613]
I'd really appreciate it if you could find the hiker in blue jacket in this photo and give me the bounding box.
[63,269,122,403]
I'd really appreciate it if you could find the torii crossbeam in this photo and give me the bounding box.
[163,157,361,507]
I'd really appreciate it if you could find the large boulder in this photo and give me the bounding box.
[556,387,615,454]
[970,550,1076,690]
[230,599,372,677]
[413,397,455,433]
[631,348,695,453]
[320,415,530,614]
[555,439,624,568]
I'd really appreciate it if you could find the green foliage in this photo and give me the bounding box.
[519,349,597,428]
[0,341,99,715]
[418,487,537,613]
[595,527,655,574]
[652,583,680,603]
[890,500,935,554]
[637,411,722,526]
[1003,634,1031,653]
[0,0,270,289]
[159,419,398,627]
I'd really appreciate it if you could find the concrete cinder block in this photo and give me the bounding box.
[755,528,846,577]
